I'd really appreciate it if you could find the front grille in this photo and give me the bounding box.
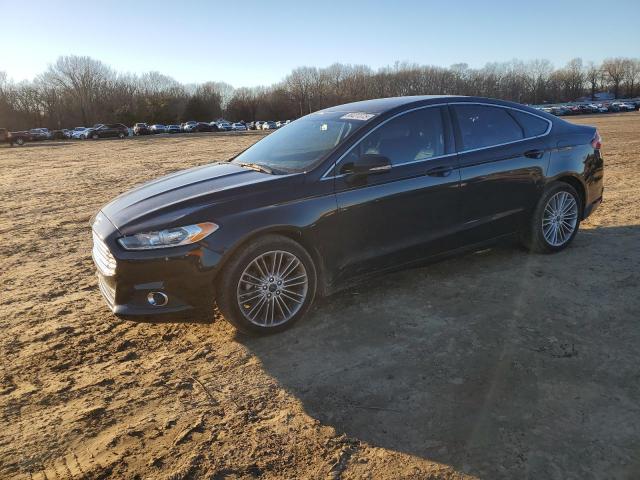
[92,231,117,276]
[97,274,116,306]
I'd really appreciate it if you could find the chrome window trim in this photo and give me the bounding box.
[321,103,449,180]
[448,102,553,154]
[321,101,554,180]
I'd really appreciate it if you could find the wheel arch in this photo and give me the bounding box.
[551,174,586,217]
[214,225,329,296]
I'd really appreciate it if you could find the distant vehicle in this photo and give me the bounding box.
[182,121,198,132]
[217,121,233,131]
[251,121,264,130]
[614,102,635,112]
[150,124,166,134]
[276,120,291,128]
[48,129,68,140]
[133,123,151,135]
[232,122,247,131]
[1,129,31,146]
[166,124,181,133]
[261,121,277,130]
[87,123,129,139]
[195,122,214,132]
[71,127,89,139]
[29,128,50,141]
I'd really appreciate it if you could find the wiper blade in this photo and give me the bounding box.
[238,162,274,174]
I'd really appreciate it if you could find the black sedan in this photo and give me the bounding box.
[92,96,604,334]
[88,123,129,139]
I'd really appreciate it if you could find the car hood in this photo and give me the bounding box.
[101,162,290,233]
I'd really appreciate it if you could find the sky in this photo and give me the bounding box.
[1,0,639,88]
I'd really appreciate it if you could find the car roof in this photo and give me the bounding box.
[318,95,543,115]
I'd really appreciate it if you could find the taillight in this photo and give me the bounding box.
[591,130,602,149]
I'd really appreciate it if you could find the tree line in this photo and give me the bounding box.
[1,56,638,130]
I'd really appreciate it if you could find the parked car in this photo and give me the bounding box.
[87,123,129,139]
[71,127,89,139]
[91,95,604,334]
[232,122,247,131]
[251,121,265,130]
[261,121,277,130]
[181,121,198,132]
[217,121,233,131]
[1,128,32,146]
[133,123,151,135]
[150,124,166,134]
[29,128,50,141]
[193,122,212,132]
[613,102,635,112]
[49,129,68,140]
[166,124,181,133]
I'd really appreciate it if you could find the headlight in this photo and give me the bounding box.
[117,222,218,250]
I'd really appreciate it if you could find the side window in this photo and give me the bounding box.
[509,110,549,137]
[453,105,524,151]
[355,107,445,166]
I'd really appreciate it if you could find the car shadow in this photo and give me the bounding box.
[238,225,640,478]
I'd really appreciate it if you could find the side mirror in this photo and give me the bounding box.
[341,153,391,177]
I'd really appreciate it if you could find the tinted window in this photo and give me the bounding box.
[453,105,523,151]
[509,110,549,137]
[355,107,445,166]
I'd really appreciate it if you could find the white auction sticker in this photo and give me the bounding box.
[340,112,376,121]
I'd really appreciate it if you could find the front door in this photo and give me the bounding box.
[330,106,461,283]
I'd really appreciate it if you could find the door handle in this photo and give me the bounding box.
[524,149,544,159]
[426,165,453,177]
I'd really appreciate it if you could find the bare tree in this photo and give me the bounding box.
[602,58,628,99]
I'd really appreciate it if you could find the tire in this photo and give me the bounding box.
[15,137,25,146]
[216,234,317,335]
[92,133,99,140]
[521,182,582,253]
[118,132,126,139]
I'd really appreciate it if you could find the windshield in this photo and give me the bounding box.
[232,111,372,173]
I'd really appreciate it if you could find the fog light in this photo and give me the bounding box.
[147,291,168,307]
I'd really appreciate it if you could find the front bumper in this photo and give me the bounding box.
[92,214,222,316]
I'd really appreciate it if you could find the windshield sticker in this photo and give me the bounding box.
[340,112,376,121]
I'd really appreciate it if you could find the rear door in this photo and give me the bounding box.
[450,103,552,242]
[331,105,461,282]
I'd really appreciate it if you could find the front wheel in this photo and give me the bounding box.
[15,137,25,146]
[522,182,581,253]
[216,235,317,335]
[92,133,99,140]
[118,132,126,139]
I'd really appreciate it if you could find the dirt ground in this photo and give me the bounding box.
[1,114,639,480]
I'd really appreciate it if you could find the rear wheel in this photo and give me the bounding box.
[216,235,317,335]
[522,182,581,253]
[92,133,99,140]
[118,132,126,139]
[15,137,25,146]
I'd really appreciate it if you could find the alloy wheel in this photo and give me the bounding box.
[542,191,578,246]
[236,250,308,327]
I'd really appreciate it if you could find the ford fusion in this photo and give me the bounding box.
[92,96,604,334]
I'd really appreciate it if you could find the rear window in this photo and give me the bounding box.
[509,110,549,137]
[453,105,524,151]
